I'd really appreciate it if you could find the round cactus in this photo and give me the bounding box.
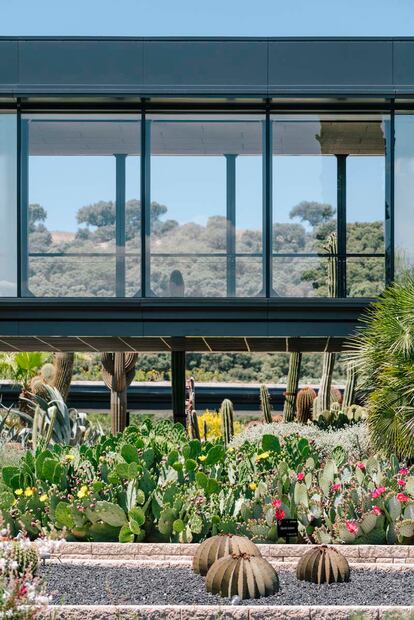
[296,545,350,585]
[10,541,39,577]
[296,387,317,424]
[192,534,260,576]
[206,553,279,599]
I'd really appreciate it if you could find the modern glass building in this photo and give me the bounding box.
[0,36,412,353]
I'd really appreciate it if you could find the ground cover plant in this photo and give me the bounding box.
[0,418,413,545]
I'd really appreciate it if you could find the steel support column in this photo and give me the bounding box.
[225,154,237,297]
[336,154,347,298]
[385,112,395,285]
[115,154,127,297]
[171,350,186,426]
[20,119,30,297]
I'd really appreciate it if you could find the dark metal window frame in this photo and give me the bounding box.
[15,100,395,301]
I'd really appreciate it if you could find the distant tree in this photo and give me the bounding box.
[290,201,335,228]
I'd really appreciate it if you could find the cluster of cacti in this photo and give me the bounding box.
[192,533,261,575]
[206,553,279,599]
[187,409,200,440]
[220,399,235,445]
[343,361,357,408]
[296,546,350,584]
[296,386,317,424]
[283,352,302,422]
[9,541,39,577]
[314,403,368,429]
[32,353,74,403]
[102,352,137,433]
[260,384,272,424]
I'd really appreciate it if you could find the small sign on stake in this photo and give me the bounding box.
[278,518,299,543]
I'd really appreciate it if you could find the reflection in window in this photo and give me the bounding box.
[395,115,414,274]
[149,115,264,297]
[272,115,387,298]
[23,114,140,297]
[0,114,17,296]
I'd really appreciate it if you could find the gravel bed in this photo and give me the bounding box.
[40,564,414,607]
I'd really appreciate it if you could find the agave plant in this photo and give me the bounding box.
[6,384,102,448]
[349,273,414,459]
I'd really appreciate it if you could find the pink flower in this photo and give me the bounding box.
[331,483,341,492]
[297,472,305,481]
[345,520,359,535]
[397,493,409,502]
[397,479,406,487]
[356,462,365,470]
[372,486,386,499]
[272,499,282,509]
[275,509,285,522]
[399,468,409,476]
[372,506,382,516]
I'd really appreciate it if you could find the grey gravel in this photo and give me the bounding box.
[39,565,414,607]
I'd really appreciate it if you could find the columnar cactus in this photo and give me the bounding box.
[187,409,200,440]
[206,553,279,599]
[51,352,74,401]
[315,352,336,415]
[220,398,235,445]
[192,534,261,576]
[102,352,137,433]
[283,352,302,422]
[343,362,357,408]
[260,384,272,424]
[296,386,317,424]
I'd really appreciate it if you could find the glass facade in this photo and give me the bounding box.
[0,113,17,296]
[0,107,406,300]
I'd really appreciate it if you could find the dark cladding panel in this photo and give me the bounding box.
[268,40,393,90]
[394,40,414,87]
[18,40,144,88]
[0,41,18,86]
[143,40,267,92]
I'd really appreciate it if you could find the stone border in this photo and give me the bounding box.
[40,604,414,619]
[60,542,414,564]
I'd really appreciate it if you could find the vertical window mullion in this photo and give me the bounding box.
[385,109,395,285]
[141,108,150,298]
[264,109,272,298]
[336,154,347,298]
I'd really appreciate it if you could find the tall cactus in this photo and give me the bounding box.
[220,398,235,445]
[317,352,336,413]
[343,361,357,408]
[102,352,137,434]
[187,409,200,440]
[283,352,302,422]
[260,384,272,424]
[296,386,317,424]
[51,353,74,402]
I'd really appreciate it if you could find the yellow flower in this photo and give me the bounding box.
[256,451,270,462]
[198,455,207,462]
[77,485,89,499]
[39,494,48,503]
[249,482,257,491]
[24,487,34,497]
[14,489,23,496]
[194,410,243,440]
[65,454,75,462]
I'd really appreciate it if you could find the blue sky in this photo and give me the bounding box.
[1,0,413,37]
[10,0,401,232]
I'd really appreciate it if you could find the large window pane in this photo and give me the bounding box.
[0,113,17,296]
[395,114,414,274]
[23,114,140,297]
[149,115,264,297]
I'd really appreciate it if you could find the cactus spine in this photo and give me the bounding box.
[260,384,272,424]
[343,362,357,408]
[220,398,235,445]
[283,352,302,422]
[188,409,200,440]
[102,352,138,434]
[296,387,317,424]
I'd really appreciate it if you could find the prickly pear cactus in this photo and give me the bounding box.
[192,534,260,576]
[296,545,350,584]
[206,553,279,599]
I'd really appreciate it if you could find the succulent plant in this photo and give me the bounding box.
[220,399,235,446]
[187,409,200,440]
[283,352,302,422]
[296,386,317,424]
[10,541,40,577]
[343,361,357,408]
[192,534,261,576]
[296,545,350,584]
[260,385,272,424]
[206,553,279,599]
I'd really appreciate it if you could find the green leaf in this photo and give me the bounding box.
[2,467,21,490]
[116,463,130,478]
[121,444,139,464]
[173,519,185,534]
[55,502,75,529]
[205,445,225,466]
[261,435,281,453]
[167,450,179,466]
[195,471,209,490]
[293,482,308,507]
[95,501,127,527]
[128,507,145,527]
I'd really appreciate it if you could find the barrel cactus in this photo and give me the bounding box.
[9,541,40,577]
[296,387,317,424]
[206,553,279,599]
[192,534,260,576]
[296,545,350,585]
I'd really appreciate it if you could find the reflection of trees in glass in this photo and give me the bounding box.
[27,198,384,298]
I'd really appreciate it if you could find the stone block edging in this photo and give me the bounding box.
[40,604,414,619]
[59,542,414,564]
